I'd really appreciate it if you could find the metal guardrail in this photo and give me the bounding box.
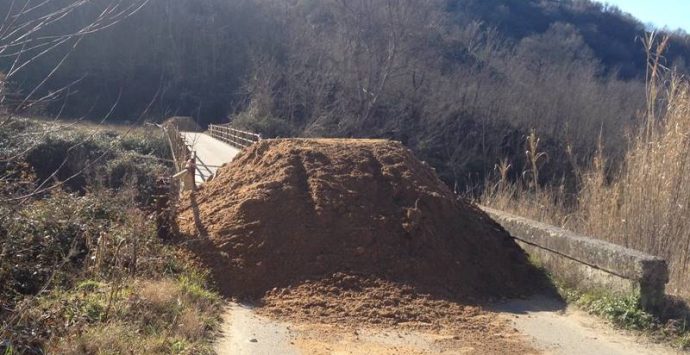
[208,123,261,149]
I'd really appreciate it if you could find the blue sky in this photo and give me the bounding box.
[597,0,690,32]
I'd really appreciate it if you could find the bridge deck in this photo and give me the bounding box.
[180,131,241,185]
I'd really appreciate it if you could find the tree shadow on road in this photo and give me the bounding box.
[490,294,565,314]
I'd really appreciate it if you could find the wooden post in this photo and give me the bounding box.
[154,176,171,240]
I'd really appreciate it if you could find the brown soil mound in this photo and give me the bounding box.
[177,139,538,300]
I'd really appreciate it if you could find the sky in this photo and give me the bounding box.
[597,0,690,32]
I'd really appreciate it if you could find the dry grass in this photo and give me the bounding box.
[482,77,690,298]
[0,119,219,353]
[139,279,181,311]
[135,279,218,340]
[176,309,206,340]
[50,278,220,354]
[57,322,171,355]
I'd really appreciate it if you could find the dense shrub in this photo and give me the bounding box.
[0,119,170,202]
[99,152,168,205]
[0,191,220,354]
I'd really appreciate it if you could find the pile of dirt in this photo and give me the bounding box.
[258,272,538,353]
[260,272,494,328]
[177,139,539,300]
[162,116,202,131]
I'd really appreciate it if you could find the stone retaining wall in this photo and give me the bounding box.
[482,207,669,311]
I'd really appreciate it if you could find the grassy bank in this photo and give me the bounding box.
[0,118,221,354]
[556,280,690,350]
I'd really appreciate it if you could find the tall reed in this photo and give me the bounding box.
[482,36,690,297]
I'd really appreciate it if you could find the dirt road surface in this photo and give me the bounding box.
[493,295,680,355]
[215,296,682,355]
[214,304,519,354]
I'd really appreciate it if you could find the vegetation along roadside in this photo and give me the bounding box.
[0,119,222,354]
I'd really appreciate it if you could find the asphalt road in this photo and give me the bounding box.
[214,296,681,355]
[492,295,679,355]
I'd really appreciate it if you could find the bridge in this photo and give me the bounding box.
[165,123,261,185]
[160,122,672,355]
[164,122,668,308]
[179,131,239,185]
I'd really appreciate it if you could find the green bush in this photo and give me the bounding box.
[26,135,114,191]
[118,129,169,158]
[0,118,37,156]
[99,152,167,205]
[0,119,171,204]
[577,293,655,330]
[0,119,220,354]
[1,191,127,297]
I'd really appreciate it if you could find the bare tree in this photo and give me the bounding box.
[0,0,151,200]
[0,2,151,343]
[0,0,149,118]
[238,0,645,187]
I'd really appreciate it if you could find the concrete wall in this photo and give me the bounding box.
[482,207,669,311]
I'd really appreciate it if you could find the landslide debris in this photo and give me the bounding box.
[260,272,539,354]
[177,139,539,301]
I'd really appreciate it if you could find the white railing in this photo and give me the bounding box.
[208,123,261,149]
[159,123,213,183]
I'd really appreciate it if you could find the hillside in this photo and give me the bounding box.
[7,0,689,117]
[5,0,687,190]
[450,0,690,78]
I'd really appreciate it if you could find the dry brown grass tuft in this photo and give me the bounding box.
[51,277,220,354]
[138,279,181,310]
[55,322,170,355]
[582,80,690,297]
[134,280,210,340]
[176,308,206,340]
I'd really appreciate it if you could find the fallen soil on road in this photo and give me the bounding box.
[258,272,538,354]
[178,138,544,352]
[290,320,536,355]
[217,301,537,355]
[260,272,495,330]
[178,138,540,299]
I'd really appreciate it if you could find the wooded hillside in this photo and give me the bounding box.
[3,0,689,188]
